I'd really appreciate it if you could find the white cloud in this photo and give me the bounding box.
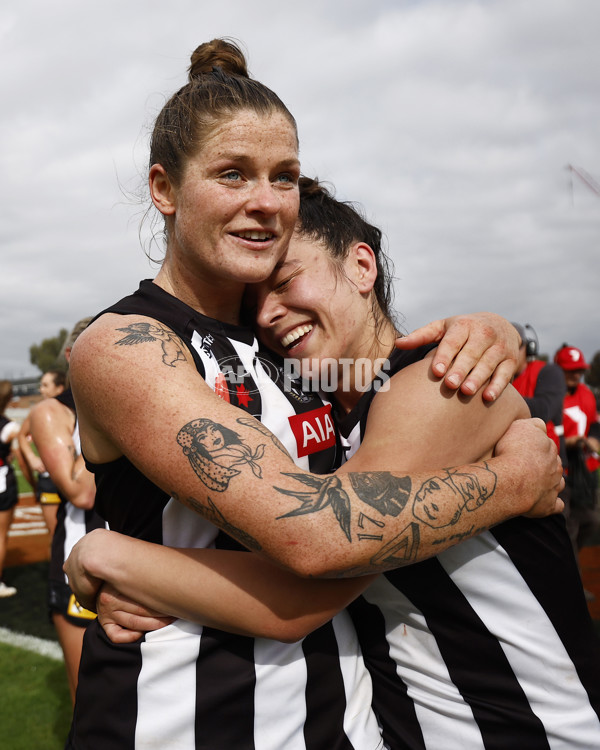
[1,0,599,379]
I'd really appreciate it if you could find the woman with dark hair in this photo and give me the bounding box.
[73,176,597,748]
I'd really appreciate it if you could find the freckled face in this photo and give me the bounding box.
[165,110,300,288]
[251,233,365,368]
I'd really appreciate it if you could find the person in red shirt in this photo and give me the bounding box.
[511,323,566,463]
[555,344,600,592]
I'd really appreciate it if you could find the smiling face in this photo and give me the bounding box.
[151,110,300,317]
[253,233,367,364]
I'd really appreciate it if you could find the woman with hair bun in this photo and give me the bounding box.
[65,39,563,749]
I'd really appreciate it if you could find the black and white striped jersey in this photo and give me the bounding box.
[68,280,385,750]
[338,348,600,750]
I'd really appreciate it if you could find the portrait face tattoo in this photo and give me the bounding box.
[413,465,497,528]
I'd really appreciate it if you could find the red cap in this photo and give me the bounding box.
[554,345,589,371]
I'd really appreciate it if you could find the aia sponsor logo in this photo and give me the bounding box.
[288,404,336,457]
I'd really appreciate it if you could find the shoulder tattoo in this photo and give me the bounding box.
[114,322,188,367]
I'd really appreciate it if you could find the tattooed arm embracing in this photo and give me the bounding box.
[65,321,562,641]
[69,314,561,580]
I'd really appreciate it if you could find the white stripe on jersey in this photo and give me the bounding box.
[439,535,600,750]
[253,352,310,470]
[62,504,87,585]
[136,621,202,749]
[333,611,387,750]
[362,576,486,750]
[254,639,308,750]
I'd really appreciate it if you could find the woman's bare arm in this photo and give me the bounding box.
[28,399,95,510]
[17,414,45,475]
[66,347,561,642]
[70,312,562,579]
[65,530,374,642]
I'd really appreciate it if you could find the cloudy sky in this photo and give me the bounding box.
[1,0,598,379]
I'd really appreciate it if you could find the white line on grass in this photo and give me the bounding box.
[0,626,63,661]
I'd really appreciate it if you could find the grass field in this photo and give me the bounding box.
[1,467,73,747]
[0,643,71,750]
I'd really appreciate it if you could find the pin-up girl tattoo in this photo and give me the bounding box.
[177,418,265,491]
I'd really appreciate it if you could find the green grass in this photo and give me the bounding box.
[0,563,71,748]
[0,643,72,749]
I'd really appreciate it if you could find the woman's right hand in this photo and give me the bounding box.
[97,583,175,644]
[494,418,565,518]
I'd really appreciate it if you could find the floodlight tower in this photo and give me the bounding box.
[566,164,600,203]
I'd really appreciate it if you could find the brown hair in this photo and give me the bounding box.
[43,369,67,390]
[0,380,13,414]
[297,176,397,333]
[150,38,297,188]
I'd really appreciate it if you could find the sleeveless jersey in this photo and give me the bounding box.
[338,348,600,750]
[68,280,384,750]
[48,389,105,587]
[0,415,17,507]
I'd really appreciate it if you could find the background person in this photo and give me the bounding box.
[28,318,102,704]
[554,343,600,578]
[0,381,20,598]
[17,369,67,537]
[511,322,567,463]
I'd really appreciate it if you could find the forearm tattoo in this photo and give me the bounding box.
[114,322,188,367]
[171,492,262,553]
[176,418,498,570]
[237,417,291,458]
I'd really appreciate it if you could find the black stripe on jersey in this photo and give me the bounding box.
[387,559,552,750]
[194,629,256,749]
[302,623,355,750]
[491,514,600,721]
[348,595,427,750]
[70,621,143,748]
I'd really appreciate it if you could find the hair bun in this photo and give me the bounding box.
[188,38,249,81]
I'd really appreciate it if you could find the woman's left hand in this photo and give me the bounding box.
[97,582,176,644]
[396,312,521,402]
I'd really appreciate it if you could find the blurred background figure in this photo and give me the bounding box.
[512,323,567,465]
[0,381,20,597]
[17,369,67,537]
[27,317,102,704]
[554,343,600,598]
